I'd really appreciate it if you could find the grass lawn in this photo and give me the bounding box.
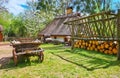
[0,43,120,78]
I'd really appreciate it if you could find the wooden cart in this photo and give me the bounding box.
[11,39,44,65]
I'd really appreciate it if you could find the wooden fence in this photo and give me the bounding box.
[65,9,120,60]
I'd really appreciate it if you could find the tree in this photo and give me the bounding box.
[72,0,101,14]
[9,15,27,37]
[36,0,67,15]
[68,0,111,14]
[21,0,60,37]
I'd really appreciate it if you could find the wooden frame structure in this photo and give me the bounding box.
[65,9,120,60]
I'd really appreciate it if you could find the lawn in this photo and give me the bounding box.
[0,43,120,78]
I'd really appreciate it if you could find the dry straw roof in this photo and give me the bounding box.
[39,13,81,36]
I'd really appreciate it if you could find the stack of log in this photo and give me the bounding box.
[74,40,118,54]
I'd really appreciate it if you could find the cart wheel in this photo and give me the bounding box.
[12,48,17,66]
[39,51,44,62]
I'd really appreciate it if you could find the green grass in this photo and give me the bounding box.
[0,43,120,78]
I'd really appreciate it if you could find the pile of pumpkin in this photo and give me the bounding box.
[74,40,118,54]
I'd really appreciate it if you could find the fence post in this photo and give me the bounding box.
[71,22,75,50]
[117,9,120,60]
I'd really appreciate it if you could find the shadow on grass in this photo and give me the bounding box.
[0,56,42,70]
[0,57,12,69]
[51,48,120,71]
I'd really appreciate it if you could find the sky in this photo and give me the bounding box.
[4,0,31,15]
[111,0,120,9]
[4,0,120,15]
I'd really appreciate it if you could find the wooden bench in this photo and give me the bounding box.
[11,39,44,65]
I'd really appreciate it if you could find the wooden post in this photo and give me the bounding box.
[71,22,75,50]
[117,9,120,60]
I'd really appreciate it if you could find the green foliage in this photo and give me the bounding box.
[0,0,56,38]
[0,8,13,38]
[72,0,103,14]
[22,11,53,37]
[36,0,66,15]
[10,16,27,37]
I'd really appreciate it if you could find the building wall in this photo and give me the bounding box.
[51,36,64,42]
[51,35,71,42]
[0,32,3,41]
[39,35,71,43]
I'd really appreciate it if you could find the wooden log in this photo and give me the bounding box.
[99,49,104,53]
[86,42,88,47]
[95,48,98,51]
[82,42,86,46]
[74,45,77,48]
[81,45,84,48]
[100,44,104,49]
[90,47,94,50]
[109,41,113,46]
[95,41,99,45]
[87,47,90,50]
[89,41,92,44]
[109,47,112,50]
[79,42,81,45]
[112,48,117,54]
[104,43,109,48]
[92,44,96,50]
[75,41,78,45]
[97,46,101,50]
[104,50,108,54]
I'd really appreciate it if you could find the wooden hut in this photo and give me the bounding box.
[39,7,80,43]
[0,25,3,42]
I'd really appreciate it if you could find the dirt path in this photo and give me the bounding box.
[0,43,13,68]
[0,45,13,58]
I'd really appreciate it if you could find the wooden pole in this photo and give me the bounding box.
[71,22,75,50]
[117,9,120,60]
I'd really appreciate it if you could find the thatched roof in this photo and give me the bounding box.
[39,13,80,36]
